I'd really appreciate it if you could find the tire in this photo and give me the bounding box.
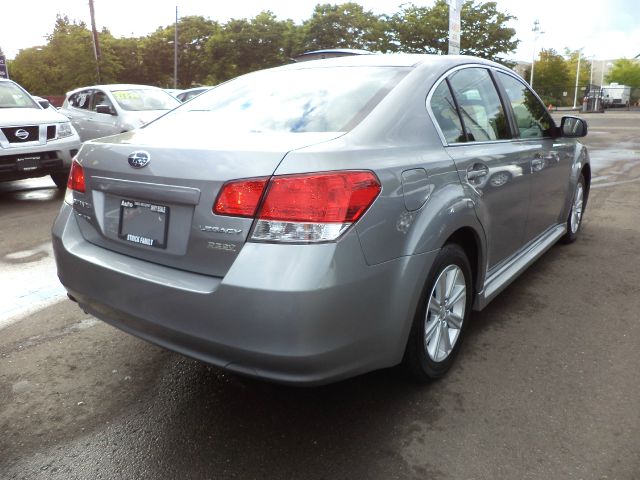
[51,172,69,190]
[403,243,473,382]
[560,173,586,244]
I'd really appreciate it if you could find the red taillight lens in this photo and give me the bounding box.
[259,171,381,223]
[67,160,85,192]
[214,177,269,217]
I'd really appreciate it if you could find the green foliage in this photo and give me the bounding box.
[606,58,640,87]
[9,3,522,95]
[563,49,591,88]
[10,15,122,94]
[206,11,299,83]
[301,3,387,52]
[524,49,586,106]
[387,1,518,64]
[386,3,449,54]
[140,16,219,88]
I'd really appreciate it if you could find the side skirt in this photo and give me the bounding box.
[473,224,566,310]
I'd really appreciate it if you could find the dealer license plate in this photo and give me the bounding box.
[118,199,169,249]
[16,156,40,171]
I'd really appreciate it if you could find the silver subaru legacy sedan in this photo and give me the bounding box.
[52,54,589,385]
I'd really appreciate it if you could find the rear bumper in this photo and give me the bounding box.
[52,204,435,385]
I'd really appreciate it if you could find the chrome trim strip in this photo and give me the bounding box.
[91,176,201,205]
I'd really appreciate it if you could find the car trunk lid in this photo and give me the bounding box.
[71,128,343,277]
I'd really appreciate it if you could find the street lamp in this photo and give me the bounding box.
[529,20,544,88]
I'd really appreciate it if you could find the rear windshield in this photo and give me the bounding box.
[111,89,180,111]
[172,66,409,133]
[0,82,38,109]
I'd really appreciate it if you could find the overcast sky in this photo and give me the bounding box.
[2,0,639,61]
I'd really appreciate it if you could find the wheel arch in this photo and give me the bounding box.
[443,226,484,296]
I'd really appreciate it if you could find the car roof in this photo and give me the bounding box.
[276,53,504,71]
[66,84,166,95]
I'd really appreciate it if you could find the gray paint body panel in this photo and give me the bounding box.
[52,54,590,384]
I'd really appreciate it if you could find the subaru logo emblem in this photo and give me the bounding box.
[15,128,29,140]
[128,151,151,169]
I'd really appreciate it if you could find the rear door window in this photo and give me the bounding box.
[448,68,511,142]
[69,90,92,110]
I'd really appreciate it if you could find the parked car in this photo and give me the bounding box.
[163,88,184,98]
[32,96,58,111]
[176,86,212,102]
[0,79,81,189]
[60,84,180,142]
[53,54,590,385]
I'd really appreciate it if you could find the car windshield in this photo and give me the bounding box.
[174,66,410,133]
[0,82,39,109]
[110,88,180,111]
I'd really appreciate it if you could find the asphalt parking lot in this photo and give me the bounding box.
[1,110,639,479]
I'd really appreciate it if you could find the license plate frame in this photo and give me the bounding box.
[16,155,41,171]
[118,199,169,249]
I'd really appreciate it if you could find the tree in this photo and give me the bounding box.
[206,11,299,83]
[139,16,219,88]
[564,49,591,87]
[523,49,571,105]
[387,1,518,63]
[10,16,121,94]
[606,58,640,87]
[300,3,387,52]
[5,47,53,93]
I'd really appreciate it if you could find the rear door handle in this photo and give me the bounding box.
[466,164,489,181]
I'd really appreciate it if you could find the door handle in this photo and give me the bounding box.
[466,164,489,181]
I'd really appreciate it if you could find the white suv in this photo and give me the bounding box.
[0,79,81,189]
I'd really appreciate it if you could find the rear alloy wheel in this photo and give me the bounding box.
[561,173,586,244]
[403,243,472,382]
[51,172,69,190]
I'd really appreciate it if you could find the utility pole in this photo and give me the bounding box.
[174,6,178,89]
[88,0,102,83]
[572,49,582,109]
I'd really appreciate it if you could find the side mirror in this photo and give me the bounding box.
[560,116,588,138]
[37,99,50,109]
[96,104,115,115]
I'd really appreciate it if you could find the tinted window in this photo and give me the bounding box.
[176,66,409,133]
[448,68,510,142]
[430,81,465,143]
[496,72,554,138]
[69,91,91,110]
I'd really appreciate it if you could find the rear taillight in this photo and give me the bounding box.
[214,171,381,243]
[64,159,85,205]
[214,177,269,217]
[67,160,85,192]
